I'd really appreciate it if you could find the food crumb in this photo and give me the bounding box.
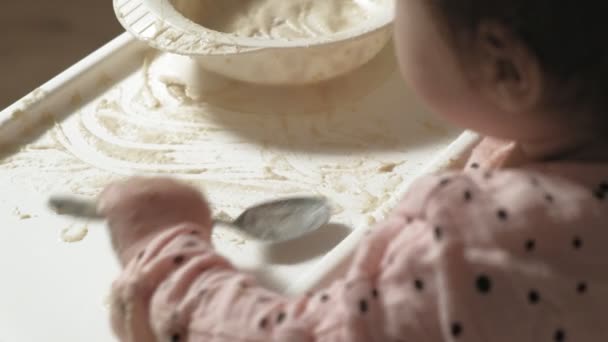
[230,237,247,247]
[378,162,398,173]
[366,215,377,225]
[70,93,83,107]
[61,224,89,243]
[215,210,233,222]
[102,292,112,310]
[13,207,33,220]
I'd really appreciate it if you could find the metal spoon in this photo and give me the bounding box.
[47,195,332,243]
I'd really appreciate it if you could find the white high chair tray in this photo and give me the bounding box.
[0,33,479,341]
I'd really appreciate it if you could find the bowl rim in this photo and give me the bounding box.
[115,0,395,55]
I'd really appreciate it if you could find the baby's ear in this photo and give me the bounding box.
[474,21,543,114]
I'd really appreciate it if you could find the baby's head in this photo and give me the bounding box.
[394,1,608,154]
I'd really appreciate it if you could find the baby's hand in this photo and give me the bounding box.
[98,177,213,264]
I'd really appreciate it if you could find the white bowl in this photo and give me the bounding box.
[114,0,395,85]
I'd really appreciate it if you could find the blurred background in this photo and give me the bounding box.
[0,1,122,109]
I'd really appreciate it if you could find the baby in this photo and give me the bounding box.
[101,1,608,341]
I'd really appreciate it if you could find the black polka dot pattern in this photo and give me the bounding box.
[476,275,492,294]
[434,226,443,241]
[464,190,473,202]
[371,289,379,299]
[554,329,566,341]
[451,322,463,338]
[577,282,587,294]
[593,181,608,200]
[572,237,583,250]
[414,279,424,291]
[359,299,369,314]
[594,189,605,200]
[497,209,508,221]
[276,312,286,324]
[528,290,540,304]
[174,255,185,264]
[149,172,601,340]
[525,239,536,252]
[471,162,480,169]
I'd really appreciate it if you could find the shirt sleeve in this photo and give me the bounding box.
[108,168,608,342]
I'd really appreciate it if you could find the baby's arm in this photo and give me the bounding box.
[104,168,607,342]
[109,222,401,341]
[102,177,444,341]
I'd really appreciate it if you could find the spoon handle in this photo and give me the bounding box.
[48,196,104,220]
[212,219,234,226]
[49,195,236,227]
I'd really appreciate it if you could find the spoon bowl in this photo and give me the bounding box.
[229,196,331,242]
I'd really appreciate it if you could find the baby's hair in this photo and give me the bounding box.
[434,1,608,114]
